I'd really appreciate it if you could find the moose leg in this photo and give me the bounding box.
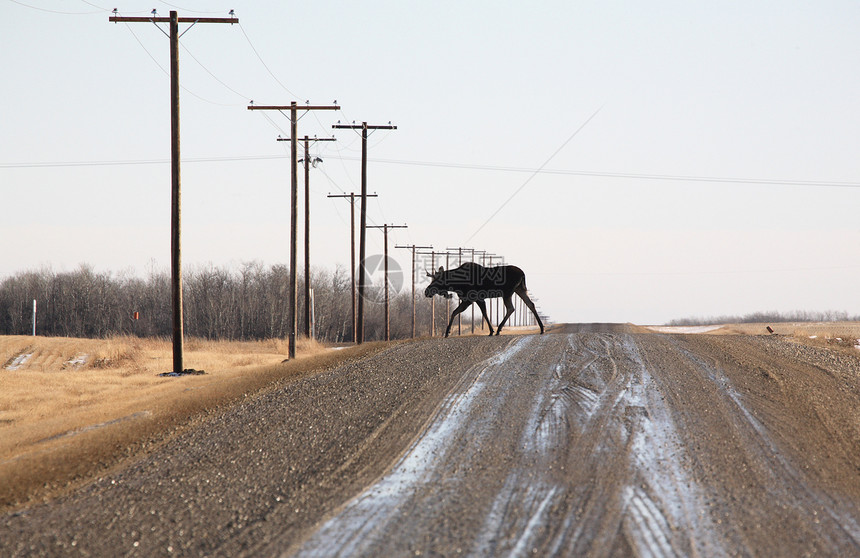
[475,300,494,336]
[495,296,516,336]
[516,287,545,334]
[445,299,472,338]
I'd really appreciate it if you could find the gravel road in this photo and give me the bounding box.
[3,326,860,557]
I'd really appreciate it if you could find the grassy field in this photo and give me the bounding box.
[648,321,860,345]
[0,334,389,510]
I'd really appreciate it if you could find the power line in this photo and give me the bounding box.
[9,0,103,14]
[179,42,249,103]
[465,105,603,244]
[157,1,224,14]
[356,157,860,189]
[6,154,859,190]
[533,263,860,277]
[0,154,286,168]
[237,22,301,99]
[79,0,114,11]
[117,16,237,107]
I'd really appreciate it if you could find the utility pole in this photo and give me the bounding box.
[446,247,472,335]
[472,250,487,332]
[332,121,396,344]
[396,244,433,338]
[368,224,407,341]
[248,102,340,359]
[328,192,377,343]
[419,249,437,337]
[279,135,336,339]
[480,252,495,328]
[486,254,503,328]
[110,9,237,375]
[445,251,452,331]
[461,248,483,333]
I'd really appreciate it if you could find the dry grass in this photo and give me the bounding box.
[646,321,860,354]
[720,321,860,352]
[0,334,389,511]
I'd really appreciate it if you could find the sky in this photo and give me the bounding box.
[2,0,860,325]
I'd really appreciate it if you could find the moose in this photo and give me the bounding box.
[424,262,545,337]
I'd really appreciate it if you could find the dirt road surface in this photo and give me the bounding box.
[3,326,860,556]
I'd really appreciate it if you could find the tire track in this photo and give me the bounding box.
[286,337,531,557]
[659,336,860,553]
[288,333,724,558]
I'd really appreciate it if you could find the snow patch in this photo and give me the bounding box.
[646,325,723,334]
[63,354,89,369]
[292,337,530,557]
[5,353,33,371]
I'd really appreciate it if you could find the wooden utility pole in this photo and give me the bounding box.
[368,224,407,341]
[327,192,377,343]
[472,250,487,331]
[109,10,237,374]
[395,244,433,338]
[248,102,339,358]
[485,254,504,327]
[462,248,482,333]
[445,251,452,330]
[332,122,396,344]
[419,249,437,337]
[420,250,438,337]
[279,135,336,339]
[446,247,472,335]
[481,252,496,327]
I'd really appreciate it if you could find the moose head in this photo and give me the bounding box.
[424,267,452,299]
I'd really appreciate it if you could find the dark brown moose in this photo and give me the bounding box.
[424,262,545,337]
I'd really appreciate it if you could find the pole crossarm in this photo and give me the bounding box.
[327,193,378,199]
[110,16,238,24]
[333,124,397,131]
[446,247,475,255]
[278,136,337,143]
[250,105,340,112]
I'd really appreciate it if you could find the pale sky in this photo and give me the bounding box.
[2,0,859,325]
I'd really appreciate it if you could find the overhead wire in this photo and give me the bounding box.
[78,0,115,11]
[156,1,225,14]
[179,42,250,104]
[465,105,604,244]
[10,0,102,14]
[237,22,302,99]
[345,157,860,189]
[4,153,860,191]
[367,128,396,151]
[115,14,238,107]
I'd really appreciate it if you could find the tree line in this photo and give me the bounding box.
[668,310,860,326]
[0,263,458,342]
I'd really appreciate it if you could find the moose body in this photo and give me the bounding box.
[424,262,545,337]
